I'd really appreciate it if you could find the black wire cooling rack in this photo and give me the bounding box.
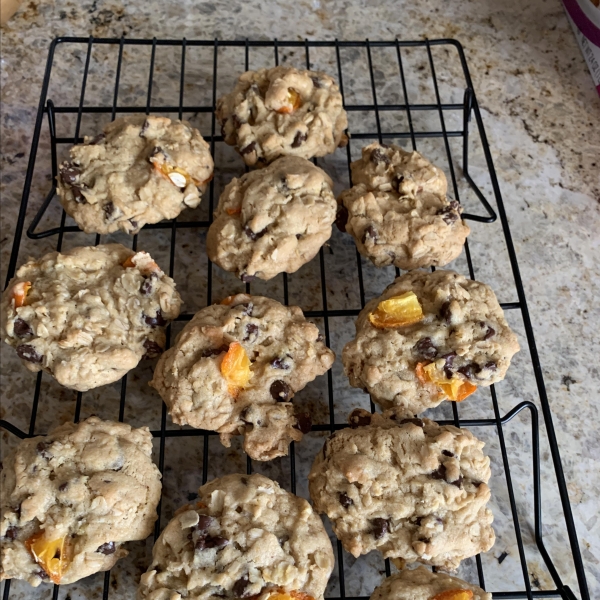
[0,38,591,600]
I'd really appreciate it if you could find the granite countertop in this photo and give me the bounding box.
[1,0,599,598]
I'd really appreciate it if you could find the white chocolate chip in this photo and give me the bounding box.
[168,172,187,188]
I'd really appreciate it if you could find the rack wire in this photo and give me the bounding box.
[0,37,590,600]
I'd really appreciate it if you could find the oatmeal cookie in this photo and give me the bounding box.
[56,115,214,234]
[338,143,470,270]
[308,409,495,570]
[138,473,334,600]
[150,294,334,461]
[0,417,161,587]
[207,156,337,281]
[1,244,181,391]
[216,66,347,166]
[342,270,519,415]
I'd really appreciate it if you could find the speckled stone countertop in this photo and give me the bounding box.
[1,1,599,599]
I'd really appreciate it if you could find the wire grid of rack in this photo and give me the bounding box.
[0,37,590,600]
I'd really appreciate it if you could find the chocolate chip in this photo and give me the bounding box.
[244,226,267,241]
[103,202,115,220]
[243,323,259,342]
[140,273,157,296]
[270,380,291,402]
[16,344,43,364]
[89,133,105,145]
[233,575,250,597]
[97,541,116,555]
[335,205,348,232]
[129,219,138,231]
[292,131,307,148]
[451,476,463,488]
[197,516,213,532]
[204,535,229,550]
[4,526,18,540]
[371,518,389,539]
[362,225,378,244]
[143,339,163,359]
[72,186,86,203]
[60,164,80,185]
[310,76,322,88]
[143,310,166,328]
[442,450,454,457]
[414,337,437,361]
[240,273,255,283]
[349,409,371,428]
[294,413,312,434]
[436,205,459,225]
[370,147,390,166]
[36,441,52,458]
[391,174,404,192]
[13,318,33,338]
[139,119,150,137]
[484,326,495,340]
[458,363,477,379]
[339,493,353,508]
[201,345,229,358]
[240,141,256,155]
[399,418,424,427]
[430,464,447,480]
[439,301,452,323]
[413,516,423,526]
[483,361,497,372]
[271,357,290,370]
[58,482,68,492]
[442,351,457,378]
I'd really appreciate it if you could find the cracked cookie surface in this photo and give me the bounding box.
[370,567,491,600]
[342,270,519,416]
[308,410,494,570]
[216,66,348,166]
[207,156,337,281]
[150,294,335,461]
[56,115,214,234]
[1,244,182,391]
[138,473,334,600]
[0,417,161,587]
[338,143,470,270]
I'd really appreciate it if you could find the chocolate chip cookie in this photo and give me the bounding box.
[338,143,470,269]
[308,409,495,570]
[342,269,519,416]
[1,244,182,391]
[138,473,334,600]
[370,567,491,600]
[150,294,335,461]
[216,66,348,166]
[56,115,214,234]
[1,417,161,587]
[207,156,337,281]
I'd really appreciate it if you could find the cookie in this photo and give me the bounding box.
[150,294,335,461]
[0,417,161,587]
[308,409,495,570]
[207,156,337,281]
[342,269,519,415]
[1,244,182,392]
[56,115,214,234]
[370,567,491,600]
[216,66,348,166]
[338,143,470,270]
[138,473,334,600]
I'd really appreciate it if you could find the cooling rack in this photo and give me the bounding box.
[0,37,590,600]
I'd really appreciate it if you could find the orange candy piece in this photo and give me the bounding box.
[122,255,160,274]
[226,206,242,216]
[416,362,477,402]
[431,590,474,600]
[26,532,70,584]
[369,291,424,329]
[220,342,252,396]
[276,88,302,114]
[12,281,31,308]
[268,592,316,600]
